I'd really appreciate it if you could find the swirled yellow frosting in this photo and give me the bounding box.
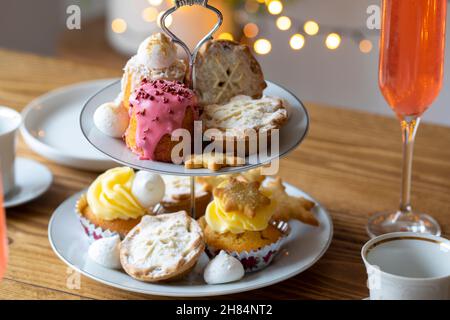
[87,167,146,221]
[205,187,276,234]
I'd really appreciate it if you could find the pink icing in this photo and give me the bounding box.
[128,79,198,160]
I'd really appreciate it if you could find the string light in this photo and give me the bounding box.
[254,38,272,55]
[148,0,163,6]
[267,1,283,15]
[276,16,291,31]
[304,20,319,36]
[218,32,234,41]
[157,11,172,27]
[111,18,127,33]
[142,7,159,22]
[234,0,374,54]
[325,33,341,50]
[243,23,259,38]
[290,34,305,50]
[359,39,373,53]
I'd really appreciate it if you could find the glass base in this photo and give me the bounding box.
[366,211,441,238]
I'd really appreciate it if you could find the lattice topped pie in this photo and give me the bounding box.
[195,40,267,106]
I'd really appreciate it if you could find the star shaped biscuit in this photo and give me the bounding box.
[196,167,265,192]
[213,178,270,218]
[263,177,319,226]
[184,153,245,171]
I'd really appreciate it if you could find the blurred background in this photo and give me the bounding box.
[1,0,450,126]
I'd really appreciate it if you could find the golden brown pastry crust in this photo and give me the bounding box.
[184,152,245,171]
[201,96,288,156]
[161,192,211,218]
[195,40,267,106]
[263,177,319,226]
[120,212,205,282]
[160,176,212,217]
[196,168,266,192]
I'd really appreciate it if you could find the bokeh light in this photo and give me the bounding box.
[111,18,127,34]
[254,38,272,55]
[276,16,291,31]
[359,39,373,53]
[243,23,259,38]
[148,0,163,6]
[142,7,159,22]
[325,33,341,50]
[267,0,283,15]
[290,34,305,50]
[304,20,319,36]
[218,32,234,41]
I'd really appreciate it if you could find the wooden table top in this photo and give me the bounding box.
[0,48,449,300]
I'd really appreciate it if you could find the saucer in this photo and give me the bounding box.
[20,79,118,171]
[4,157,53,208]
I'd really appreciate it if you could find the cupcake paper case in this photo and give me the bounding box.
[75,167,166,243]
[76,194,121,243]
[205,221,290,272]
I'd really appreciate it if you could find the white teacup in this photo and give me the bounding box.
[362,232,450,300]
[0,106,21,196]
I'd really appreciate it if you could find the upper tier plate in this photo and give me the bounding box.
[80,80,309,176]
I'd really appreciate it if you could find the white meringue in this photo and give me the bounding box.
[131,171,165,209]
[93,101,129,138]
[136,33,177,69]
[204,250,245,284]
[88,235,122,269]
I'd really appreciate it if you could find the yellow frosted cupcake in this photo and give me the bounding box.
[199,178,287,272]
[76,167,165,242]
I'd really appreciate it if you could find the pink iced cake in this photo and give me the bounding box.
[125,79,199,162]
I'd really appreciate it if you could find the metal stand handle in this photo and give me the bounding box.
[160,0,223,90]
[160,0,222,219]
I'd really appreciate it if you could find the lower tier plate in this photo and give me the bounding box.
[48,181,333,297]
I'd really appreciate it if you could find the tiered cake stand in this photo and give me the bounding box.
[49,0,333,297]
[80,0,310,218]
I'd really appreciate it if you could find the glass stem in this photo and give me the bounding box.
[399,116,420,215]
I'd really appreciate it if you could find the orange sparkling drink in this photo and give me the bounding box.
[379,0,447,117]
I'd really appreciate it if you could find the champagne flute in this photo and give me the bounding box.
[0,175,7,280]
[367,0,447,237]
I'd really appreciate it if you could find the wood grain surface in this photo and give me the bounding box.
[0,49,449,300]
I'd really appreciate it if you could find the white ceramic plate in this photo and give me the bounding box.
[48,181,333,297]
[20,80,118,171]
[80,80,309,176]
[4,157,53,208]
